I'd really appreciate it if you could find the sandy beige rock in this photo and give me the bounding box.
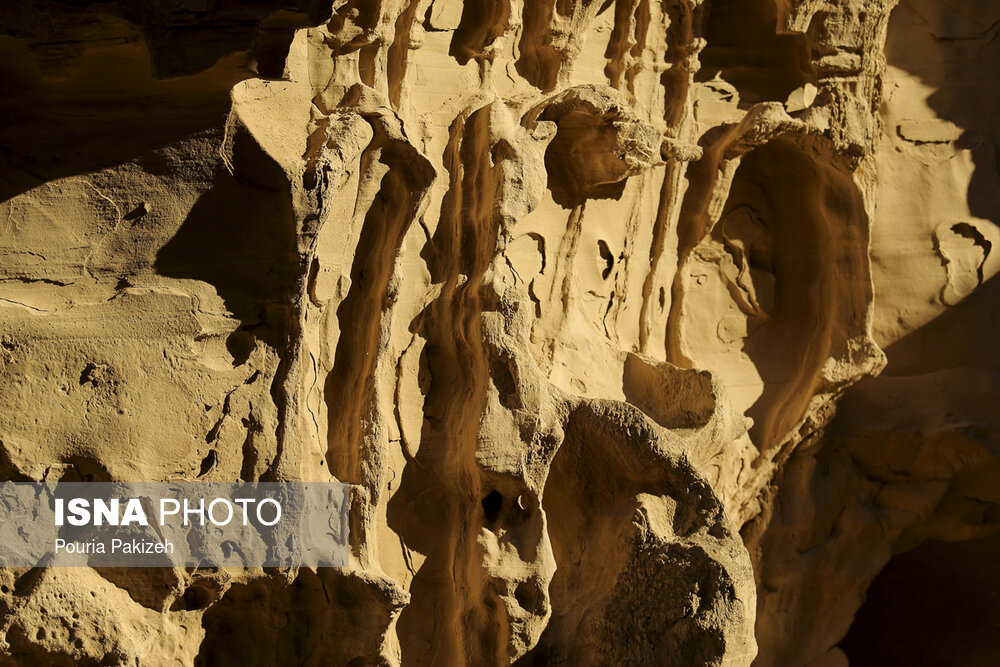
[0,0,997,665]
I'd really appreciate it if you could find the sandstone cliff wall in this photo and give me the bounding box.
[0,0,997,664]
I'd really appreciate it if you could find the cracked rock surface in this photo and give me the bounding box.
[0,0,998,664]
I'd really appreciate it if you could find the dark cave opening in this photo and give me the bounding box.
[839,532,1000,666]
[482,490,504,523]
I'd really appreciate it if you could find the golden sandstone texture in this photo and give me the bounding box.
[0,0,999,664]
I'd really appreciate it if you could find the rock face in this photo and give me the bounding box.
[0,0,997,665]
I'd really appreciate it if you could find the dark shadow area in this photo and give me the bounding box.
[481,489,503,523]
[718,139,869,451]
[882,270,1000,376]
[387,106,494,667]
[91,567,178,610]
[533,87,658,209]
[153,114,301,363]
[801,3,1000,661]
[840,532,1000,666]
[621,353,715,430]
[323,134,435,483]
[697,0,814,106]
[660,1,701,128]
[0,0,327,202]
[170,577,222,612]
[196,568,403,666]
[450,0,510,65]
[0,438,32,482]
[515,0,559,91]
[541,108,631,208]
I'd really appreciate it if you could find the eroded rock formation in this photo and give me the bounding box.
[0,0,997,664]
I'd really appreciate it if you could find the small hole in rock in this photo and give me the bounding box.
[514,581,545,615]
[79,363,99,386]
[170,583,215,612]
[482,490,503,522]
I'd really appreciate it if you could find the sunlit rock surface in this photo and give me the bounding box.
[0,0,997,664]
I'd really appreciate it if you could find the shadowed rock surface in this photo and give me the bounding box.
[0,0,997,664]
